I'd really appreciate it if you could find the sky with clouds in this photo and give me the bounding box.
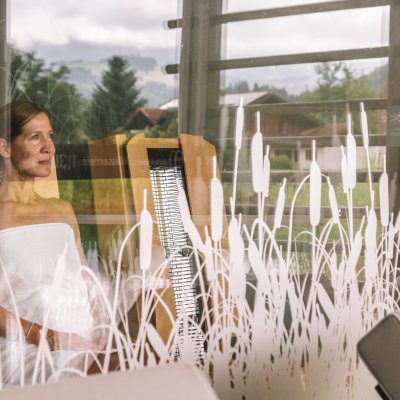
[8,0,390,94]
[10,0,388,53]
[10,0,181,50]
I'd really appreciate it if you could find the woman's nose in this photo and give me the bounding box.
[41,137,55,154]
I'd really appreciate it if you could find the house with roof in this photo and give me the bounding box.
[160,91,320,138]
[160,91,322,170]
[125,107,178,134]
[131,92,383,172]
[297,121,384,171]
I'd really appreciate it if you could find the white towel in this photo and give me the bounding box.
[0,223,94,336]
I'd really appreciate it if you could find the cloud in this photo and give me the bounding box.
[10,0,180,49]
[8,0,388,94]
[11,0,388,58]
[225,7,389,59]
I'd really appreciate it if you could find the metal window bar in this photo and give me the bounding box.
[167,0,391,29]
[166,0,390,74]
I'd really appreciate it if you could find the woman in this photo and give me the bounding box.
[0,101,84,256]
[0,101,107,385]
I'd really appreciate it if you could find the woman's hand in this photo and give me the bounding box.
[20,318,57,350]
[20,317,104,352]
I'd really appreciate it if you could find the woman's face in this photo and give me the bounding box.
[10,112,55,179]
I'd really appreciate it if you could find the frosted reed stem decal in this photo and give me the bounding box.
[1,102,399,400]
[360,102,374,208]
[231,97,244,216]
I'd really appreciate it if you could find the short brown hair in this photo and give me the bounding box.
[0,101,51,141]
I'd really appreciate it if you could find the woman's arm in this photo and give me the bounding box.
[0,306,57,349]
[20,318,57,350]
[57,199,88,265]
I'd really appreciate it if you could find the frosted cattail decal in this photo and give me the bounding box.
[232,97,245,216]
[340,145,349,194]
[228,217,246,299]
[360,102,369,149]
[178,185,204,250]
[310,140,321,227]
[3,80,399,400]
[360,102,374,207]
[211,156,223,242]
[248,240,267,294]
[346,111,357,190]
[178,184,191,232]
[228,217,244,266]
[50,246,67,298]
[235,97,244,151]
[345,227,363,282]
[203,227,215,281]
[394,211,400,235]
[364,207,378,281]
[262,145,270,198]
[327,177,340,224]
[251,111,264,194]
[365,208,377,252]
[140,189,153,272]
[388,217,395,259]
[346,105,353,135]
[146,323,168,364]
[379,155,389,227]
[273,178,286,230]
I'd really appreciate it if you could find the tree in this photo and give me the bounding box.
[301,62,378,102]
[300,62,381,132]
[143,110,178,138]
[10,47,84,143]
[87,56,146,138]
[223,80,250,94]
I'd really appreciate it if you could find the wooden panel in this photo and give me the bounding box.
[126,134,180,342]
[88,134,136,275]
[126,134,228,341]
[180,133,228,246]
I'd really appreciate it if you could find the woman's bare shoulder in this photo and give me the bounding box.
[43,197,75,215]
[0,196,78,231]
[41,197,80,237]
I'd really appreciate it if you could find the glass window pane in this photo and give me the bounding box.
[2,1,400,398]
[225,7,389,59]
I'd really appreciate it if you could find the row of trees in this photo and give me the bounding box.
[224,62,385,103]
[300,62,385,130]
[223,62,385,132]
[10,46,386,143]
[300,62,383,102]
[10,48,146,143]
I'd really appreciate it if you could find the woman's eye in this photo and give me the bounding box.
[31,134,39,140]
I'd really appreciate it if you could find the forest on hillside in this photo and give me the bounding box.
[10,45,388,143]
